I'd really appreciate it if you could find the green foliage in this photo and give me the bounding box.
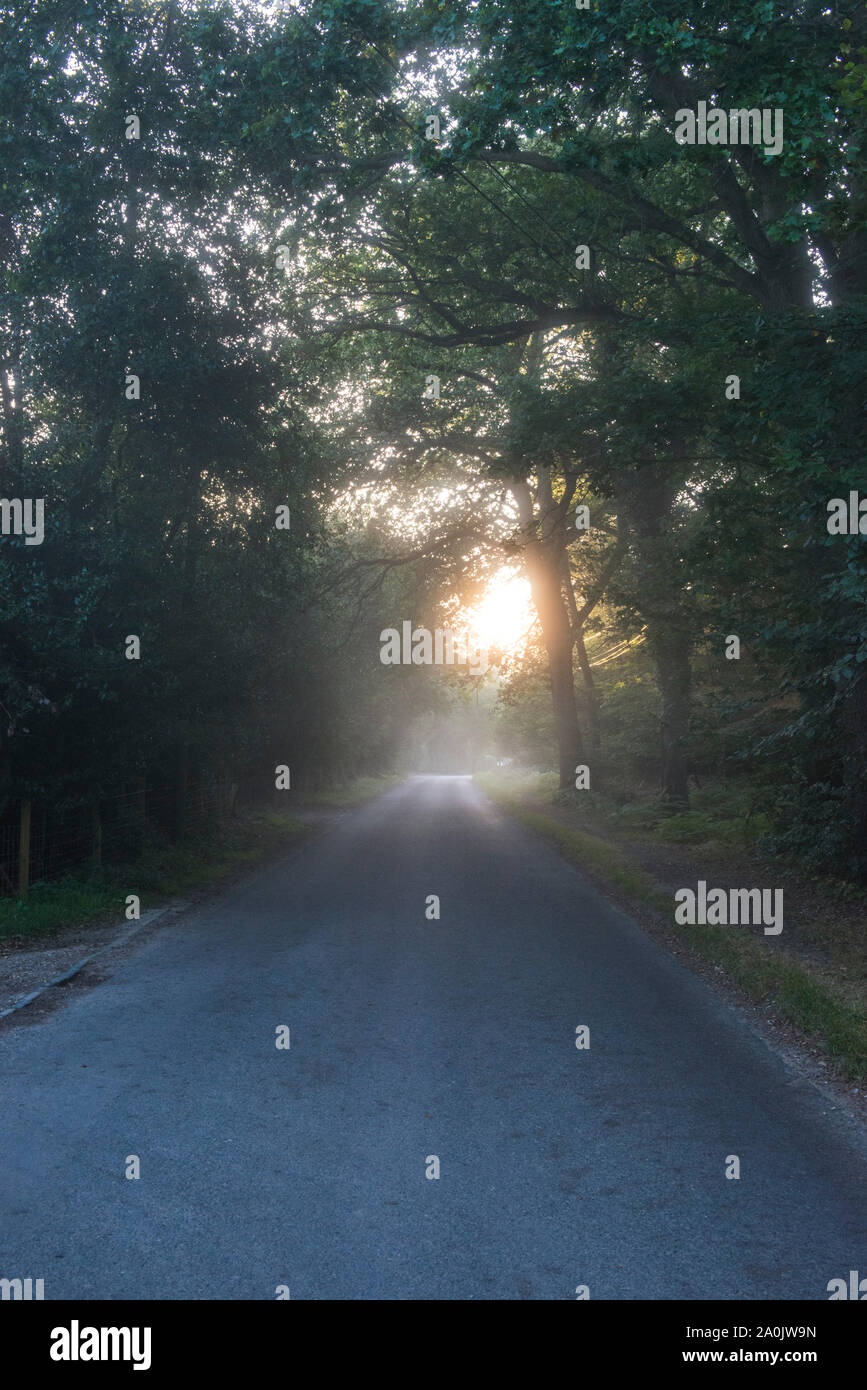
[1,0,865,884]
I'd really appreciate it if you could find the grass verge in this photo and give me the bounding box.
[0,809,308,944]
[0,775,404,945]
[304,774,404,808]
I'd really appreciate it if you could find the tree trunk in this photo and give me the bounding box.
[525,544,585,788]
[509,473,586,788]
[617,458,696,808]
[574,628,600,754]
[649,627,692,808]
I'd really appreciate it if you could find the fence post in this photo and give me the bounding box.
[91,802,102,867]
[173,746,188,840]
[18,799,31,898]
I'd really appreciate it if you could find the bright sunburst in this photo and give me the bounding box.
[462,569,535,654]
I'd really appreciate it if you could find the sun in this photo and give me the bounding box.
[463,569,535,654]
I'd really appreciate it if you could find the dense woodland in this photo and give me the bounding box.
[1,0,865,884]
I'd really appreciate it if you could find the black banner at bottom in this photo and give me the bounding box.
[2,1298,860,1376]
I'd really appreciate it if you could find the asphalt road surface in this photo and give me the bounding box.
[1,776,864,1300]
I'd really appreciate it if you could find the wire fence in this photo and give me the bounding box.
[0,775,239,897]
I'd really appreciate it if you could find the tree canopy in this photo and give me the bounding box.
[1,0,865,878]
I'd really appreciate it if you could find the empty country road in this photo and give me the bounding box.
[0,776,863,1301]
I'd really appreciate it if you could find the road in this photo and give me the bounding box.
[0,776,864,1300]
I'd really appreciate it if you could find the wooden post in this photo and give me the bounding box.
[173,745,188,840]
[91,802,102,867]
[18,799,31,899]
